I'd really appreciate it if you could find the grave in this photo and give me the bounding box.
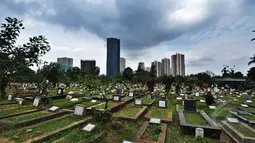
[158,100,167,108]
[91,100,97,103]
[195,128,204,138]
[209,106,216,109]
[49,106,60,112]
[195,92,199,96]
[146,94,152,99]
[33,97,41,107]
[149,118,161,124]
[241,104,248,108]
[129,92,133,97]
[226,118,239,123]
[8,95,13,101]
[74,105,86,116]
[57,88,64,95]
[82,123,96,132]
[135,99,142,105]
[112,95,121,102]
[184,99,196,112]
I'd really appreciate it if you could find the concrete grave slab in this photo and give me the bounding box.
[91,100,97,103]
[49,106,60,112]
[227,118,239,123]
[74,105,86,116]
[82,123,96,132]
[209,106,216,109]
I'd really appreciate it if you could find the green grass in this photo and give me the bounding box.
[1,115,83,142]
[79,100,102,107]
[149,106,169,120]
[113,105,145,117]
[3,111,51,124]
[0,106,37,117]
[247,107,255,113]
[0,104,19,110]
[94,102,121,110]
[121,96,133,101]
[229,123,255,137]
[241,114,255,120]
[51,99,81,108]
[141,98,154,104]
[184,112,208,125]
[0,100,11,105]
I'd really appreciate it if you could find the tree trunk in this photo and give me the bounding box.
[105,99,108,110]
[0,84,6,99]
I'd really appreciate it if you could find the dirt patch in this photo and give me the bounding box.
[0,137,16,143]
[141,127,154,141]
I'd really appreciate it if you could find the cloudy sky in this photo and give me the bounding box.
[1,0,255,75]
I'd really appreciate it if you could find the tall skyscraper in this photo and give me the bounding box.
[57,57,73,71]
[161,58,171,75]
[171,53,185,76]
[151,61,161,77]
[80,60,96,73]
[120,57,126,73]
[107,38,120,76]
[137,62,145,71]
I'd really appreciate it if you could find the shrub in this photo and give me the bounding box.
[205,92,214,105]
[93,111,111,122]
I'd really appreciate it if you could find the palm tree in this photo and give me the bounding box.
[248,55,255,66]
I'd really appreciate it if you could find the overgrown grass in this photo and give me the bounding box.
[3,111,50,124]
[1,115,84,142]
[0,100,12,105]
[141,97,154,104]
[113,105,145,117]
[149,106,169,120]
[184,112,208,125]
[0,106,37,117]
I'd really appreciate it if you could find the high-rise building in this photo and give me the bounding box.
[151,61,161,77]
[161,58,171,75]
[137,62,145,71]
[80,60,96,73]
[107,38,120,76]
[171,53,185,76]
[57,57,73,71]
[120,57,126,73]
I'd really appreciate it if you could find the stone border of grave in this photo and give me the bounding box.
[144,108,172,123]
[143,99,156,106]
[113,106,148,120]
[24,117,93,143]
[220,120,255,143]
[236,106,255,115]
[178,110,221,139]
[248,103,255,108]
[134,121,167,143]
[0,108,45,120]
[13,110,72,128]
[230,111,255,126]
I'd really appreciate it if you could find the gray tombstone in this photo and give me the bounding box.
[33,97,41,107]
[184,99,197,112]
[135,99,142,105]
[74,105,86,116]
[195,128,204,138]
[158,100,167,108]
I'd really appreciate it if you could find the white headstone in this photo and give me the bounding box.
[135,99,142,105]
[176,97,182,100]
[129,92,133,97]
[246,100,252,103]
[195,128,204,138]
[227,118,240,123]
[195,93,199,96]
[147,94,152,99]
[70,98,79,102]
[241,104,248,108]
[18,100,23,105]
[200,100,205,103]
[58,89,61,94]
[33,98,40,107]
[82,124,96,132]
[209,106,216,109]
[123,141,133,143]
[159,100,166,108]
[113,96,120,101]
[91,100,97,103]
[8,95,13,101]
[74,105,86,116]
[49,106,60,112]
[150,118,161,124]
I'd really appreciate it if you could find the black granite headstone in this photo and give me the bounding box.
[116,89,122,94]
[184,99,197,112]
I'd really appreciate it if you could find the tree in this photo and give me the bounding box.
[0,17,50,98]
[39,62,62,87]
[66,67,81,82]
[248,54,255,66]
[122,67,133,81]
[161,75,174,94]
[248,67,255,81]
[150,64,157,78]
[221,65,235,77]
[251,30,255,41]
[234,72,243,78]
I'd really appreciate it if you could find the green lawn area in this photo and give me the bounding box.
[0,104,19,110]
[229,123,255,137]
[149,106,169,120]
[141,97,154,104]
[0,115,84,142]
[121,96,133,101]
[247,107,255,113]
[113,105,145,117]
[2,111,51,124]
[241,114,255,120]
[51,99,81,109]
[184,112,208,125]
[94,102,121,110]
[0,106,37,117]
[0,100,12,105]
[72,100,102,109]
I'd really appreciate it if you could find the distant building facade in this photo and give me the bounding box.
[120,57,126,73]
[57,57,73,71]
[161,58,171,76]
[80,60,96,73]
[145,67,150,72]
[138,62,145,71]
[151,61,161,77]
[171,53,185,76]
[107,38,120,76]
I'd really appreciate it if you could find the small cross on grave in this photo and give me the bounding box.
[150,118,161,124]
[135,99,142,105]
[129,92,133,97]
[227,118,240,123]
[8,95,13,101]
[74,105,86,116]
[49,106,60,112]
[33,97,41,107]
[82,123,96,132]
[158,100,167,108]
[112,95,121,102]
[184,99,197,112]
[91,100,97,103]
[195,128,204,138]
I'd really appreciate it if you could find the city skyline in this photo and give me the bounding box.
[5,0,255,75]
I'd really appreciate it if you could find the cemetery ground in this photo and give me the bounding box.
[0,88,255,143]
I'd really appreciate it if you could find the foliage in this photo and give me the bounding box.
[150,64,157,78]
[205,92,214,105]
[149,124,161,141]
[122,67,133,80]
[251,30,255,41]
[248,54,255,66]
[93,111,111,123]
[0,17,50,98]
[147,78,156,92]
[160,75,174,94]
[196,136,206,143]
[248,67,255,81]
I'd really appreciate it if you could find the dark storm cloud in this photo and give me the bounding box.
[0,0,254,52]
[187,57,214,67]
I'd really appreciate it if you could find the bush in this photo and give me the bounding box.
[93,111,111,122]
[205,92,214,105]
[149,124,161,141]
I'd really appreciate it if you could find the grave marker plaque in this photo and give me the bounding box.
[195,128,204,138]
[184,99,196,112]
[135,99,142,105]
[82,124,96,132]
[91,100,97,103]
[74,105,86,116]
[49,106,60,112]
[8,95,13,101]
[112,95,121,102]
[195,92,199,96]
[227,118,239,123]
[150,118,161,124]
[129,92,133,97]
[33,98,41,107]
[158,100,167,108]
[18,100,23,105]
